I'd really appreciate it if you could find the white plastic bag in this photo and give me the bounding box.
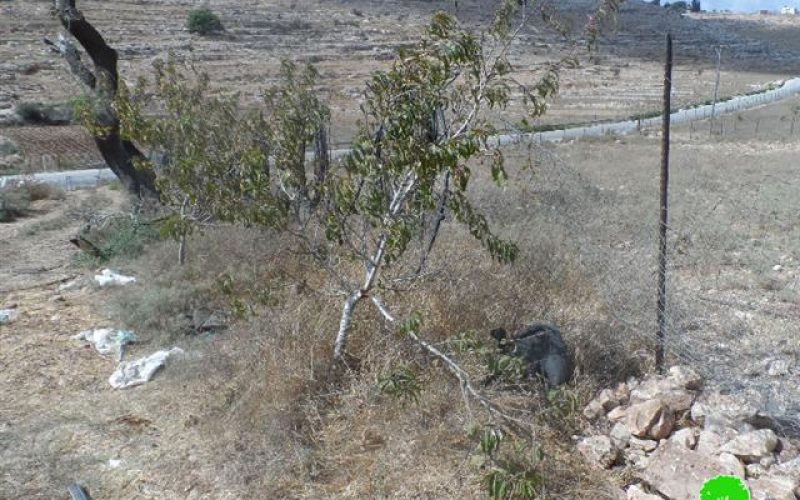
[0,309,17,324]
[94,269,136,286]
[73,328,136,360]
[109,347,184,389]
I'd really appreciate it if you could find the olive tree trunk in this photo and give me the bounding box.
[49,0,159,199]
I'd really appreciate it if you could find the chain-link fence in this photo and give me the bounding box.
[518,123,800,438]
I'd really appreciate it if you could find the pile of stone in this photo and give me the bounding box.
[578,366,800,500]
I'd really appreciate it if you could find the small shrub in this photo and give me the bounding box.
[27,182,65,202]
[73,215,160,266]
[0,186,30,222]
[14,101,73,125]
[0,182,64,222]
[187,9,224,35]
[377,364,421,405]
[471,427,545,500]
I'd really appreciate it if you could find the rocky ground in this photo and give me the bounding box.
[580,365,800,500]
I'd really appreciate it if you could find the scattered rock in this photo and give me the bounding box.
[598,387,624,411]
[583,399,605,420]
[746,463,767,478]
[669,428,698,450]
[597,388,619,409]
[625,484,662,500]
[580,368,798,500]
[773,456,800,477]
[717,452,746,478]
[690,391,764,429]
[607,405,628,423]
[696,428,735,455]
[747,474,799,500]
[719,429,778,463]
[667,365,703,390]
[623,447,650,469]
[626,400,674,440]
[629,436,659,452]
[640,441,748,500]
[614,382,631,403]
[577,435,619,469]
[630,378,696,413]
[777,438,799,463]
[610,422,632,449]
[649,408,675,440]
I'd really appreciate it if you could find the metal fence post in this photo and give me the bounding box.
[656,33,673,374]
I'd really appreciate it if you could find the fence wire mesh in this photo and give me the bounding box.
[514,132,800,437]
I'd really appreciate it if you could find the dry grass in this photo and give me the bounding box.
[0,181,65,222]
[88,143,648,498]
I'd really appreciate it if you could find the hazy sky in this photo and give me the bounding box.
[700,0,800,12]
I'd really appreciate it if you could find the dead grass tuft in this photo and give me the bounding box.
[148,220,638,497]
[58,145,650,497]
[0,181,65,222]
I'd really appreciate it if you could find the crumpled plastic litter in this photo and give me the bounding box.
[73,328,136,360]
[109,347,184,389]
[94,269,136,286]
[0,309,17,324]
[58,279,80,292]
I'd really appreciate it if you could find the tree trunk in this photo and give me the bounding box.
[52,0,159,199]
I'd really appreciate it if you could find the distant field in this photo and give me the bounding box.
[2,0,800,130]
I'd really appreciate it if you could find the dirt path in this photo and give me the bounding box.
[0,188,223,499]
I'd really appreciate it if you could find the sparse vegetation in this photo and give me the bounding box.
[70,214,160,267]
[14,101,74,125]
[0,182,64,222]
[0,185,31,222]
[473,427,545,499]
[187,8,224,35]
[7,0,800,498]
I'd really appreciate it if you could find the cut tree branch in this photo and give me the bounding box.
[369,296,533,437]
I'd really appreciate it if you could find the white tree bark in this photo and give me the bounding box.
[333,290,363,360]
[332,172,416,361]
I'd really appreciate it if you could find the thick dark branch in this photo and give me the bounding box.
[416,170,450,274]
[50,0,159,199]
[56,0,119,90]
[311,124,329,207]
[44,35,96,88]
